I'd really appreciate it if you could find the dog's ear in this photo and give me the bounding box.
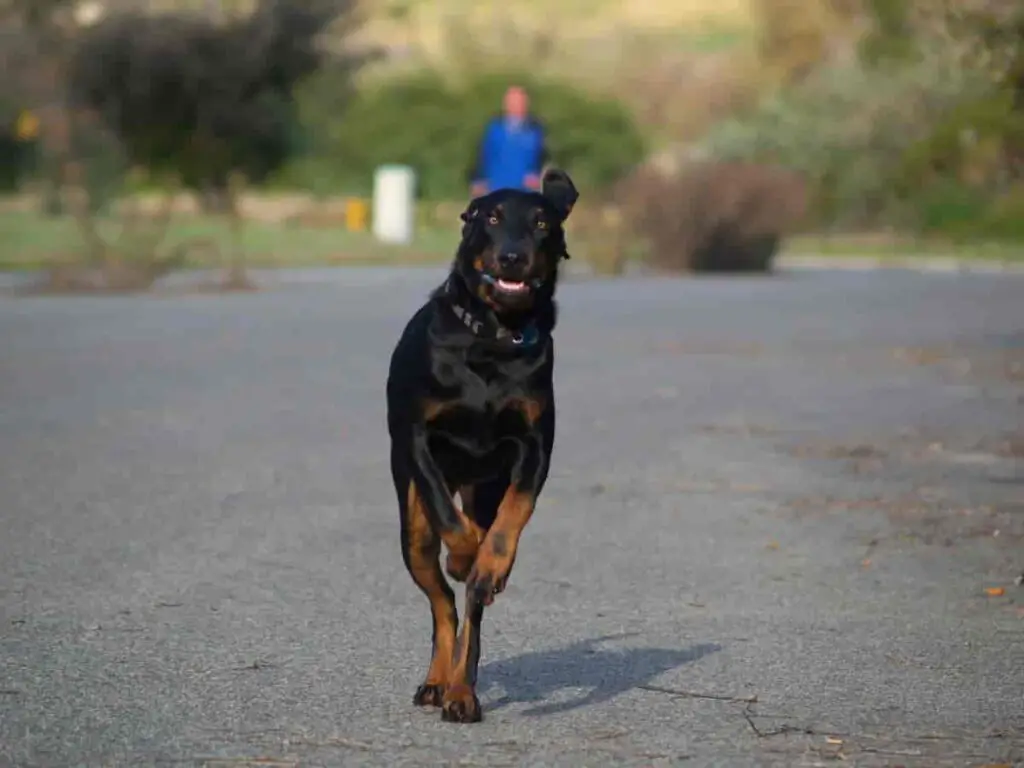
[459,200,478,241]
[541,168,579,221]
[459,198,484,242]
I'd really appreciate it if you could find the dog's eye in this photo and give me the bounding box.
[536,220,548,230]
[487,214,499,225]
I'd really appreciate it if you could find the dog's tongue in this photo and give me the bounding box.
[496,279,527,293]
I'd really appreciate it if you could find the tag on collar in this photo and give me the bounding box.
[449,302,535,346]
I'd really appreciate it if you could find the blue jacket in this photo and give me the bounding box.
[468,114,549,192]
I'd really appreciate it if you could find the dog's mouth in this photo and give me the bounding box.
[493,278,530,295]
[481,272,539,300]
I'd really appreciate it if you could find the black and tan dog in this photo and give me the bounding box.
[386,169,579,723]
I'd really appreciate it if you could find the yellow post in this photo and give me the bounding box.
[15,110,40,141]
[345,197,369,232]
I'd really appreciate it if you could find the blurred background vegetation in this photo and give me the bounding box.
[1,0,1023,285]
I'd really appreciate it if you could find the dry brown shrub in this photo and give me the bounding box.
[751,0,854,85]
[565,201,631,275]
[614,161,809,273]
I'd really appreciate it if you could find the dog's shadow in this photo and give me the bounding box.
[479,633,722,717]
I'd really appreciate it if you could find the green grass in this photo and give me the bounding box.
[3,210,1022,274]
[0,211,455,272]
[785,234,1024,263]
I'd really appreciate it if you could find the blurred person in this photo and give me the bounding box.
[468,85,549,197]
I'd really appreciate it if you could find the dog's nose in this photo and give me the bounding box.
[498,251,522,269]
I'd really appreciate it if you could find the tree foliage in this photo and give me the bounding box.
[66,0,361,192]
[701,0,1024,238]
[285,69,647,200]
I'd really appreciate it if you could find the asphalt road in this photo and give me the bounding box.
[1,267,1022,767]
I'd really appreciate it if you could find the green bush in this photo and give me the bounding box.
[857,0,919,68]
[0,134,37,193]
[914,180,1024,243]
[279,69,647,200]
[976,187,1024,241]
[699,48,999,232]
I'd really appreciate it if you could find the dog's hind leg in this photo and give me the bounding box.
[439,478,505,723]
[442,481,538,723]
[441,585,486,723]
[394,450,458,707]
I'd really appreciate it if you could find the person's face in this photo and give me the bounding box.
[503,88,528,120]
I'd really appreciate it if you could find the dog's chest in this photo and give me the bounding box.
[429,350,543,444]
[433,349,542,409]
[454,368,521,416]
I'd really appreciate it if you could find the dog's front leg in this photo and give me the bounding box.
[466,430,547,607]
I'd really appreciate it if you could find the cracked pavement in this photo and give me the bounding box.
[1,266,1022,767]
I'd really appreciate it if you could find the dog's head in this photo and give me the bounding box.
[454,169,578,315]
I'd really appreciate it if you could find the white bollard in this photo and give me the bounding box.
[372,164,416,245]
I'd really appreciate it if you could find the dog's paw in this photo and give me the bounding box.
[466,550,511,606]
[441,684,482,723]
[467,569,506,607]
[413,683,445,707]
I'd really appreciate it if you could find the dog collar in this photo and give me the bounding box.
[449,303,540,347]
[444,279,540,348]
